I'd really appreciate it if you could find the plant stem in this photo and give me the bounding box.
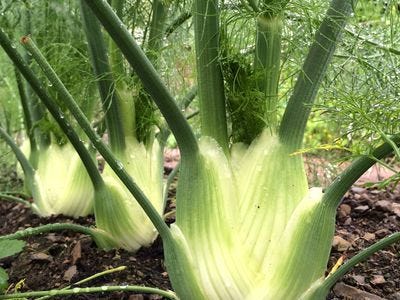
[279,0,355,150]
[83,0,198,158]
[0,223,98,242]
[0,286,178,299]
[36,266,127,300]
[0,193,32,207]
[13,68,39,168]
[165,11,192,37]
[80,1,126,153]
[323,134,400,207]
[320,232,400,296]
[0,193,31,207]
[22,1,51,151]
[346,28,400,55]
[193,0,229,152]
[254,14,282,132]
[0,28,104,191]
[17,35,171,241]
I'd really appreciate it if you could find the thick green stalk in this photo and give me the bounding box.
[302,232,400,299]
[134,0,168,144]
[193,0,229,152]
[17,35,171,241]
[279,0,355,150]
[107,0,138,141]
[322,232,400,292]
[0,193,31,207]
[83,0,198,158]
[147,0,167,62]
[323,134,400,207]
[13,68,39,168]
[80,1,126,152]
[22,0,51,151]
[0,286,178,300]
[109,0,126,77]
[254,15,282,131]
[0,29,103,191]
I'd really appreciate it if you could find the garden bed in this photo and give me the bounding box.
[0,184,399,299]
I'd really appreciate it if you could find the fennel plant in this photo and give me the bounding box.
[78,0,400,299]
[0,0,399,299]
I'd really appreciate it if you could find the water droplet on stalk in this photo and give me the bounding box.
[116,161,124,170]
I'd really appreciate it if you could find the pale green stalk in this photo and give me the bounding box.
[0,286,177,299]
[80,0,126,153]
[82,0,198,158]
[193,0,229,152]
[254,15,282,131]
[0,28,98,216]
[0,193,31,207]
[16,34,171,241]
[279,0,356,150]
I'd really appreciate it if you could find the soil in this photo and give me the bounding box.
[0,163,399,299]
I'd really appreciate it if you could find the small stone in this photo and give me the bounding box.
[390,292,400,300]
[338,204,352,217]
[370,274,386,285]
[352,275,366,285]
[332,236,352,252]
[375,200,392,212]
[351,186,367,194]
[354,205,369,213]
[391,203,400,217]
[362,232,376,241]
[375,228,390,238]
[344,217,352,225]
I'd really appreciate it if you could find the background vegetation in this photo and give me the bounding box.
[0,0,399,190]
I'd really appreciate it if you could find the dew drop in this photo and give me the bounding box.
[73,288,80,293]
[101,286,108,291]
[116,161,124,170]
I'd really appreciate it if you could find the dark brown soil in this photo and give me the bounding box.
[0,184,399,299]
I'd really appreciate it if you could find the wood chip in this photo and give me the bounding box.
[375,200,392,212]
[71,241,82,265]
[352,275,366,285]
[31,252,53,262]
[333,282,383,300]
[63,265,77,282]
